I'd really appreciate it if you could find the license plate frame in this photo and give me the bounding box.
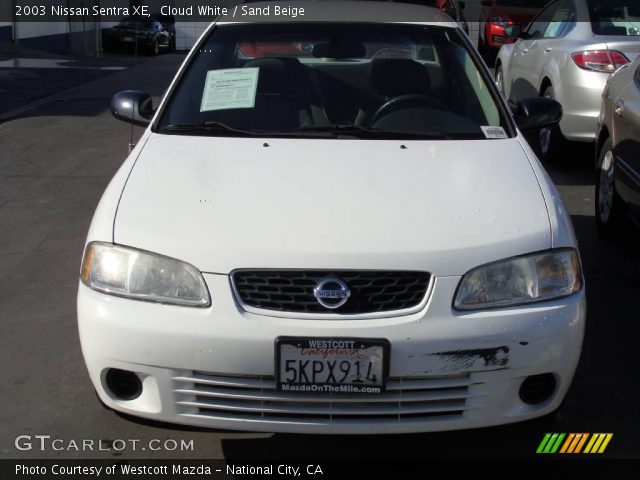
[275,337,389,394]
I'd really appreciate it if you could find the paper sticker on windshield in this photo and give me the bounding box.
[481,126,508,139]
[200,68,259,112]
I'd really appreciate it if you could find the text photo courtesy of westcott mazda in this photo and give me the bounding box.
[1,0,640,468]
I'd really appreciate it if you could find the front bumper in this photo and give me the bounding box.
[78,274,585,434]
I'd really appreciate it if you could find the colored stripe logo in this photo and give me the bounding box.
[537,433,613,454]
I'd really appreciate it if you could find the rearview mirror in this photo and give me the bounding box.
[511,97,563,132]
[110,90,154,126]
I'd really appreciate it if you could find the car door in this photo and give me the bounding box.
[508,1,559,101]
[532,0,578,88]
[613,64,640,219]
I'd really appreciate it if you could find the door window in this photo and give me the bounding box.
[544,0,577,38]
[526,1,560,39]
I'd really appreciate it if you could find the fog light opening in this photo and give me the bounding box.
[105,368,142,400]
[519,373,556,405]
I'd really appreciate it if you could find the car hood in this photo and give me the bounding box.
[114,135,551,276]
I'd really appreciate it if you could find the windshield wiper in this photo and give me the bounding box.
[299,125,455,139]
[158,122,260,137]
[158,122,481,140]
[158,122,334,138]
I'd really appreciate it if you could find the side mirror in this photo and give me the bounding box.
[110,90,154,126]
[459,1,466,10]
[512,97,563,132]
[503,24,522,38]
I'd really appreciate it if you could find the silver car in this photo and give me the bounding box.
[595,55,640,235]
[496,0,640,161]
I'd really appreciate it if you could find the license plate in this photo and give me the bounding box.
[276,337,389,394]
[122,37,133,42]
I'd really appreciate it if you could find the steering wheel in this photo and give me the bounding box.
[370,94,449,126]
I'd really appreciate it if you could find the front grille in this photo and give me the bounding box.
[173,372,483,424]
[232,270,431,314]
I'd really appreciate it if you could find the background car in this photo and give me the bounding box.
[156,14,177,46]
[478,0,549,62]
[595,55,640,235]
[496,0,640,161]
[103,16,175,55]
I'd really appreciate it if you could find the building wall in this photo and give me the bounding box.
[0,0,11,40]
[6,0,174,53]
[465,0,482,45]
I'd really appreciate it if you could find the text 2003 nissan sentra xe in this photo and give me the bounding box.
[78,2,585,434]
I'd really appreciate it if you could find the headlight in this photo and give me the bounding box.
[454,249,582,311]
[80,242,210,307]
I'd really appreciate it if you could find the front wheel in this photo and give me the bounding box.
[595,138,626,238]
[495,65,505,97]
[538,85,566,162]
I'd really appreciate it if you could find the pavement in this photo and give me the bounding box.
[0,41,158,118]
[0,51,639,461]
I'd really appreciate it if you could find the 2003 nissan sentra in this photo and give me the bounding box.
[77,2,585,434]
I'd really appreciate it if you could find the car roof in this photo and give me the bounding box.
[217,1,457,27]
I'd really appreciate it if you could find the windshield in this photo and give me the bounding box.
[157,23,510,139]
[588,0,640,35]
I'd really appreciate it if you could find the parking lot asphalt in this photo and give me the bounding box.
[1,53,639,460]
[0,42,149,118]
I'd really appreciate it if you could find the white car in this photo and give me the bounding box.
[78,1,585,434]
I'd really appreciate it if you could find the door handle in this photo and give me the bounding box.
[545,47,552,53]
[522,49,528,54]
[614,100,625,117]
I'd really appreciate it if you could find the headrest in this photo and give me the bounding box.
[371,59,431,97]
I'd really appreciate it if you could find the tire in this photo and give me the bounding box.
[148,39,159,56]
[495,65,505,97]
[595,138,626,238]
[538,85,566,162]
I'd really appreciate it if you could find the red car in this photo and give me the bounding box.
[478,0,548,58]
